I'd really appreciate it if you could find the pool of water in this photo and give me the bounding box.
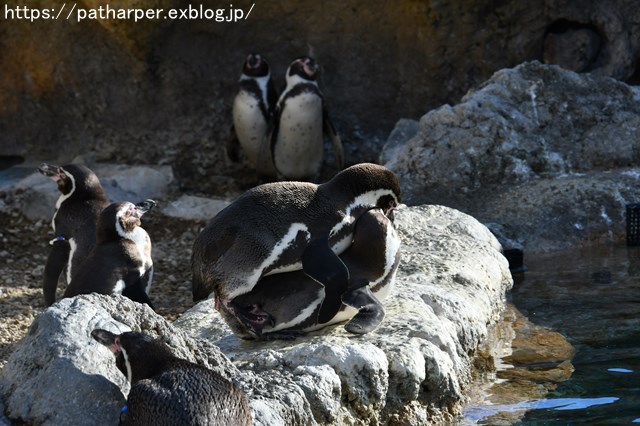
[466,244,640,424]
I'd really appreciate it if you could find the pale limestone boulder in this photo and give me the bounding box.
[175,205,513,424]
[0,205,512,425]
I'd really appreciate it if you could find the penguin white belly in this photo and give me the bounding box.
[369,220,401,300]
[305,305,359,331]
[233,91,268,168]
[274,94,324,179]
[66,238,77,284]
[126,227,153,278]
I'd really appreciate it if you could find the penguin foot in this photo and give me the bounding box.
[342,286,385,335]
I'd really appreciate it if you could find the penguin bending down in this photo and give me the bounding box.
[268,56,344,181]
[221,208,401,340]
[38,163,109,306]
[64,200,156,309]
[91,329,252,426]
[191,163,401,335]
[232,53,278,177]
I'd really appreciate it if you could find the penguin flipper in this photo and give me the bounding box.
[227,124,242,163]
[43,239,70,306]
[342,282,385,334]
[256,129,278,178]
[302,236,349,324]
[323,111,344,170]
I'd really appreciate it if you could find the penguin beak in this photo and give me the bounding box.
[384,200,397,221]
[133,199,157,218]
[38,163,65,183]
[91,329,121,354]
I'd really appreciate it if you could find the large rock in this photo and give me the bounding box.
[0,294,314,426]
[0,205,512,425]
[3,1,640,194]
[176,205,513,424]
[382,61,640,252]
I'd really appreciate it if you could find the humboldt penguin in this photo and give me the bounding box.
[91,329,252,426]
[38,163,109,306]
[223,207,401,339]
[64,200,156,309]
[232,52,278,176]
[191,163,401,333]
[268,56,344,181]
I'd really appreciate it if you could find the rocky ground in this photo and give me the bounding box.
[0,209,204,369]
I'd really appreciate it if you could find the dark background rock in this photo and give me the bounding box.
[2,0,640,194]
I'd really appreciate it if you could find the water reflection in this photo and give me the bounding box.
[466,244,640,425]
[465,397,619,423]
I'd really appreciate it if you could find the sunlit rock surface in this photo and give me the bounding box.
[0,205,512,425]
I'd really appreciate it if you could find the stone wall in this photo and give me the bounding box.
[2,0,640,193]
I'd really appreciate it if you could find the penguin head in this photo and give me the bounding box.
[91,329,175,383]
[97,199,156,243]
[38,163,106,200]
[214,297,274,339]
[241,53,270,78]
[326,163,402,218]
[286,56,319,85]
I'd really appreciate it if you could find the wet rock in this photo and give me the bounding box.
[465,303,575,423]
[383,61,640,252]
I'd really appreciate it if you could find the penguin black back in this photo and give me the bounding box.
[220,208,401,339]
[91,329,252,426]
[191,162,401,320]
[38,163,108,306]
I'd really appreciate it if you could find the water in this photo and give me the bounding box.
[467,244,640,424]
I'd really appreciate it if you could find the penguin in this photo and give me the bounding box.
[191,163,401,332]
[222,208,401,340]
[64,200,156,309]
[268,56,344,181]
[231,53,278,176]
[91,329,252,426]
[38,163,109,306]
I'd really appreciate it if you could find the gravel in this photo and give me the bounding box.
[0,209,205,369]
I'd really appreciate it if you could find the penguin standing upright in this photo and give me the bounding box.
[64,200,156,309]
[269,56,344,181]
[232,53,278,176]
[191,163,401,335]
[91,329,252,426]
[38,163,109,306]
